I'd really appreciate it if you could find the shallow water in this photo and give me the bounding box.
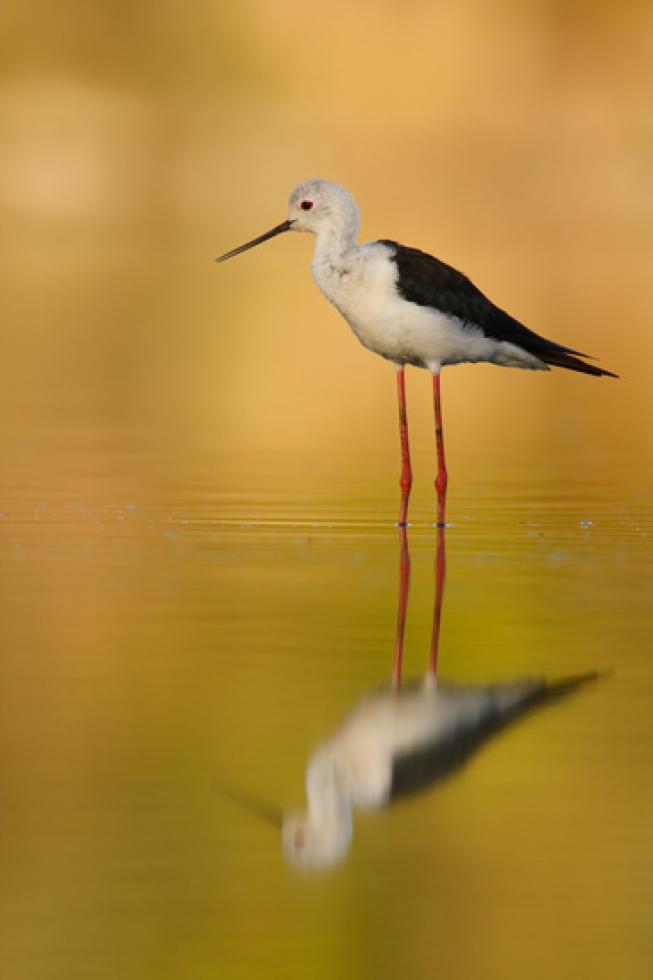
[1,428,652,980]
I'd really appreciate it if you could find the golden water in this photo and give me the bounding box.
[1,424,652,979]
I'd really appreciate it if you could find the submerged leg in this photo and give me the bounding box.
[432,370,448,524]
[392,523,411,688]
[395,364,413,526]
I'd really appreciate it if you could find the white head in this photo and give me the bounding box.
[216,179,359,263]
[281,747,355,870]
[282,808,353,870]
[287,179,359,240]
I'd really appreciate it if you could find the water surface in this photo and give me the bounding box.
[1,430,651,980]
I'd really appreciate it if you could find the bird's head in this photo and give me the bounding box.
[287,179,359,237]
[282,808,353,870]
[216,179,359,263]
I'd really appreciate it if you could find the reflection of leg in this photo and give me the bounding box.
[428,520,446,679]
[392,524,411,688]
[395,364,413,526]
[432,371,448,525]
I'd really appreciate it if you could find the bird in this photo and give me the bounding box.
[217,670,601,871]
[217,179,617,524]
[281,670,600,869]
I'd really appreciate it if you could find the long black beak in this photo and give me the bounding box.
[215,219,295,263]
[215,779,284,828]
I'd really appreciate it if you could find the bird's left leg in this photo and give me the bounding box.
[431,370,448,524]
[395,364,413,526]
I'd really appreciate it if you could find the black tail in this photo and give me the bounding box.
[542,350,618,378]
[529,670,607,707]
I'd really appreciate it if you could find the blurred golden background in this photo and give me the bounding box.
[1,0,651,492]
[1,3,652,979]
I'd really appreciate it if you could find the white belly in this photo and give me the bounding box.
[344,296,498,369]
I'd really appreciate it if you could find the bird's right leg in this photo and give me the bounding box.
[395,364,413,526]
[428,519,446,679]
[432,370,448,526]
[392,523,411,688]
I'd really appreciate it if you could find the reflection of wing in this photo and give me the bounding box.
[390,673,599,802]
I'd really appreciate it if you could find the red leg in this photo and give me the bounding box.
[432,371,448,524]
[395,364,412,526]
[392,523,411,688]
[428,520,446,678]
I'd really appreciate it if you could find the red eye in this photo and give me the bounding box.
[300,200,313,211]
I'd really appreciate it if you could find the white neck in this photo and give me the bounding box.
[312,218,358,265]
[305,794,353,866]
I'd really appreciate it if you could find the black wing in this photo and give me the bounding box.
[390,673,600,802]
[380,241,617,377]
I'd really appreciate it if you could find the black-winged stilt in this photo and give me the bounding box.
[219,667,600,870]
[281,668,599,869]
[280,522,599,869]
[217,179,617,524]
[217,522,601,870]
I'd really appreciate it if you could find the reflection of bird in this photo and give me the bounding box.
[282,672,599,870]
[217,179,616,523]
